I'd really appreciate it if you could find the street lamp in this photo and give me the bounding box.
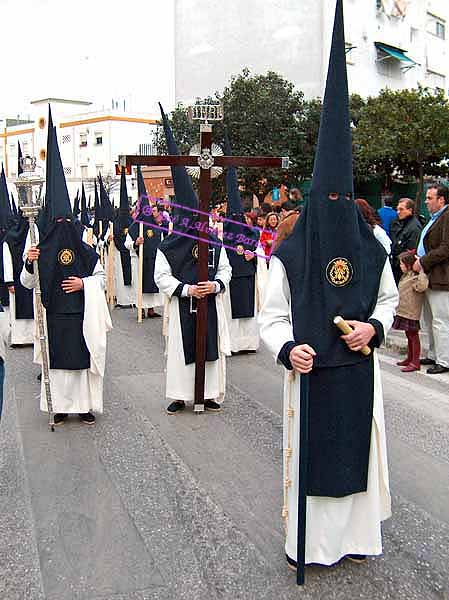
[15,156,55,431]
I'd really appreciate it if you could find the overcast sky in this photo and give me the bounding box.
[0,0,175,119]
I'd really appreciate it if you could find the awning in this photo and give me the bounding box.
[375,42,418,68]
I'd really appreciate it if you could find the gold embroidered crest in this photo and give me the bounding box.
[192,244,199,260]
[326,257,353,287]
[58,248,75,266]
[236,244,245,255]
[146,229,154,238]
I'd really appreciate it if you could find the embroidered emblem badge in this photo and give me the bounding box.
[236,244,245,255]
[326,257,353,287]
[192,244,199,260]
[58,248,75,266]
[146,229,154,238]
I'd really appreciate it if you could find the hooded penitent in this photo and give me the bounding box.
[36,106,98,369]
[223,131,259,319]
[128,165,161,293]
[113,167,132,286]
[155,103,221,365]
[0,164,14,306]
[274,0,387,498]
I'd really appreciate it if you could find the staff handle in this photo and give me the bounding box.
[333,316,371,356]
[137,222,144,323]
[107,220,115,309]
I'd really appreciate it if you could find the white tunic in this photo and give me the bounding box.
[259,256,398,565]
[125,234,162,310]
[112,243,135,306]
[20,260,112,414]
[2,241,34,345]
[154,247,232,403]
[223,247,268,353]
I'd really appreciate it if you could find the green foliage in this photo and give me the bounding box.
[153,73,449,208]
[353,86,449,191]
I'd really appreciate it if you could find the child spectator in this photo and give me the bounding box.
[393,250,428,372]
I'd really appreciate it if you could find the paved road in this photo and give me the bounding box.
[1,307,448,600]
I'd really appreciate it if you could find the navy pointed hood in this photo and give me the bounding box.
[118,167,131,231]
[80,184,89,227]
[73,190,80,218]
[45,106,72,221]
[274,0,386,368]
[98,173,114,223]
[0,164,13,231]
[158,103,198,216]
[18,141,24,175]
[93,181,103,237]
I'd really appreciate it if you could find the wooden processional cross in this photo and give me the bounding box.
[119,103,289,412]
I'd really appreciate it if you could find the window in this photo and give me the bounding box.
[95,164,103,175]
[426,70,446,93]
[80,165,88,179]
[63,166,72,176]
[79,133,87,147]
[94,133,103,146]
[62,134,71,144]
[427,13,446,40]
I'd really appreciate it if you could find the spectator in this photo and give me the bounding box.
[260,212,280,258]
[272,211,299,252]
[389,198,422,283]
[281,200,300,221]
[355,198,391,254]
[289,187,303,204]
[392,250,428,372]
[378,197,396,236]
[414,184,449,374]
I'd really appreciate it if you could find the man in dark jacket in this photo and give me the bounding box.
[414,185,449,374]
[390,198,422,283]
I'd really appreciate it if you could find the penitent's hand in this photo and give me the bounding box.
[289,344,316,374]
[341,320,375,352]
[135,237,144,246]
[197,281,216,296]
[27,246,40,262]
[8,286,15,294]
[61,277,84,294]
[187,285,203,299]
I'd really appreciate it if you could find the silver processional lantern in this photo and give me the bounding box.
[15,156,45,217]
[14,156,55,431]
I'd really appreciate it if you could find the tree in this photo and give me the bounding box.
[352,86,449,208]
[154,69,308,202]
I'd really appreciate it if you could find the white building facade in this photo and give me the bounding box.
[174,0,449,102]
[1,98,158,206]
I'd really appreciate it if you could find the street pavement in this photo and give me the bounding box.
[0,307,448,600]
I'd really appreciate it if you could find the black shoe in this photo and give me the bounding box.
[420,358,436,365]
[426,364,449,375]
[53,413,68,425]
[286,554,297,571]
[79,412,96,424]
[204,399,221,412]
[37,373,42,382]
[346,554,367,563]
[147,309,161,318]
[166,401,185,415]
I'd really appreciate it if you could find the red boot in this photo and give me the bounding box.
[401,333,421,372]
[397,333,412,366]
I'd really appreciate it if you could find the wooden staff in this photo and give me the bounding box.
[86,227,94,247]
[28,216,55,431]
[333,316,372,356]
[137,222,144,323]
[99,221,104,267]
[107,220,115,309]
